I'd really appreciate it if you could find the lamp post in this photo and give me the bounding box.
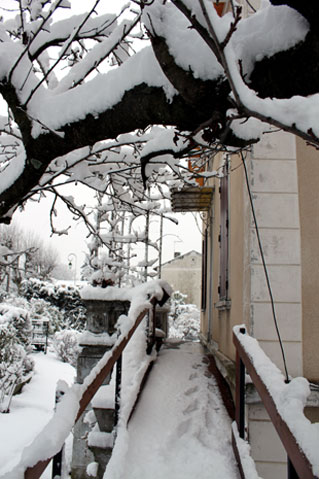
[68,253,77,285]
[173,238,183,258]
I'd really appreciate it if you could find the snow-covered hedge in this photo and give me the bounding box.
[21,278,86,331]
[0,304,34,397]
[4,295,63,334]
[53,329,81,366]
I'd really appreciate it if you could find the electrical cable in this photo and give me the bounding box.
[241,152,290,383]
[244,0,257,13]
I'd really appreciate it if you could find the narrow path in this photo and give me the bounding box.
[117,341,240,479]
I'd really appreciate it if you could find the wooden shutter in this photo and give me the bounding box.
[219,162,229,300]
[201,228,208,310]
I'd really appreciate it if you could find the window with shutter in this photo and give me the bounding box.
[201,228,208,311]
[218,160,229,301]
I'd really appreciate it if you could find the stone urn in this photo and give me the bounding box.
[76,298,130,384]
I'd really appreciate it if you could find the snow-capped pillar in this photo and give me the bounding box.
[71,298,130,479]
[76,299,130,383]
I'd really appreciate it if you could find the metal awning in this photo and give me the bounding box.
[170,187,214,212]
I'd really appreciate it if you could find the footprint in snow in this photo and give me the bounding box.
[183,399,199,415]
[184,385,198,396]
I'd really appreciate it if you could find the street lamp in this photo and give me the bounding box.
[68,253,77,285]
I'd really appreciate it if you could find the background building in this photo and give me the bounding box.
[160,250,202,307]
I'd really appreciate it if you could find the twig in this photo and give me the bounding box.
[8,0,65,84]
[23,0,101,106]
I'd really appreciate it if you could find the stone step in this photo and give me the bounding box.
[88,431,114,479]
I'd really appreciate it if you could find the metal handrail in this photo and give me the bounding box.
[233,327,318,479]
[8,294,163,479]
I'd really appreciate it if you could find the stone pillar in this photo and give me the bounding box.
[71,299,130,479]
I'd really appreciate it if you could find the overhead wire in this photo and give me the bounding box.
[240,151,290,383]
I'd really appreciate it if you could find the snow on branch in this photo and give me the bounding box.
[55,15,142,93]
[0,0,319,223]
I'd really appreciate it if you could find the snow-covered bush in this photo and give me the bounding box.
[0,303,32,350]
[0,304,34,397]
[28,298,63,334]
[169,291,188,322]
[0,287,7,302]
[53,329,80,366]
[21,278,86,331]
[4,294,63,334]
[168,291,200,340]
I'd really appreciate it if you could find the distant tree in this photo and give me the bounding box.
[0,222,59,291]
[19,229,59,280]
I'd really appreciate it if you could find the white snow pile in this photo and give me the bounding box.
[234,326,319,477]
[0,352,75,479]
[81,279,172,320]
[232,422,262,479]
[78,330,118,347]
[142,1,225,81]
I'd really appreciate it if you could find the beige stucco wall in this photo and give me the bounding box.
[200,133,305,478]
[296,137,319,381]
[249,130,303,379]
[161,251,201,307]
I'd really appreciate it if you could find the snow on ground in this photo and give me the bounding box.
[0,350,75,478]
[106,341,240,479]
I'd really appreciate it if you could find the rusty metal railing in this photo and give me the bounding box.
[233,327,318,479]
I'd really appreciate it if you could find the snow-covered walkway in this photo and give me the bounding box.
[0,352,75,478]
[106,342,240,479]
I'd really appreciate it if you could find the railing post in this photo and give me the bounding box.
[236,327,246,439]
[288,456,299,479]
[52,383,66,479]
[146,300,157,354]
[114,353,122,428]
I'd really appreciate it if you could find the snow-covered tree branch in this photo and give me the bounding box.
[0,0,318,223]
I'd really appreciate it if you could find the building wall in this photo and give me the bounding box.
[249,130,303,378]
[200,130,305,479]
[161,251,201,307]
[295,137,319,382]
[246,130,303,478]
